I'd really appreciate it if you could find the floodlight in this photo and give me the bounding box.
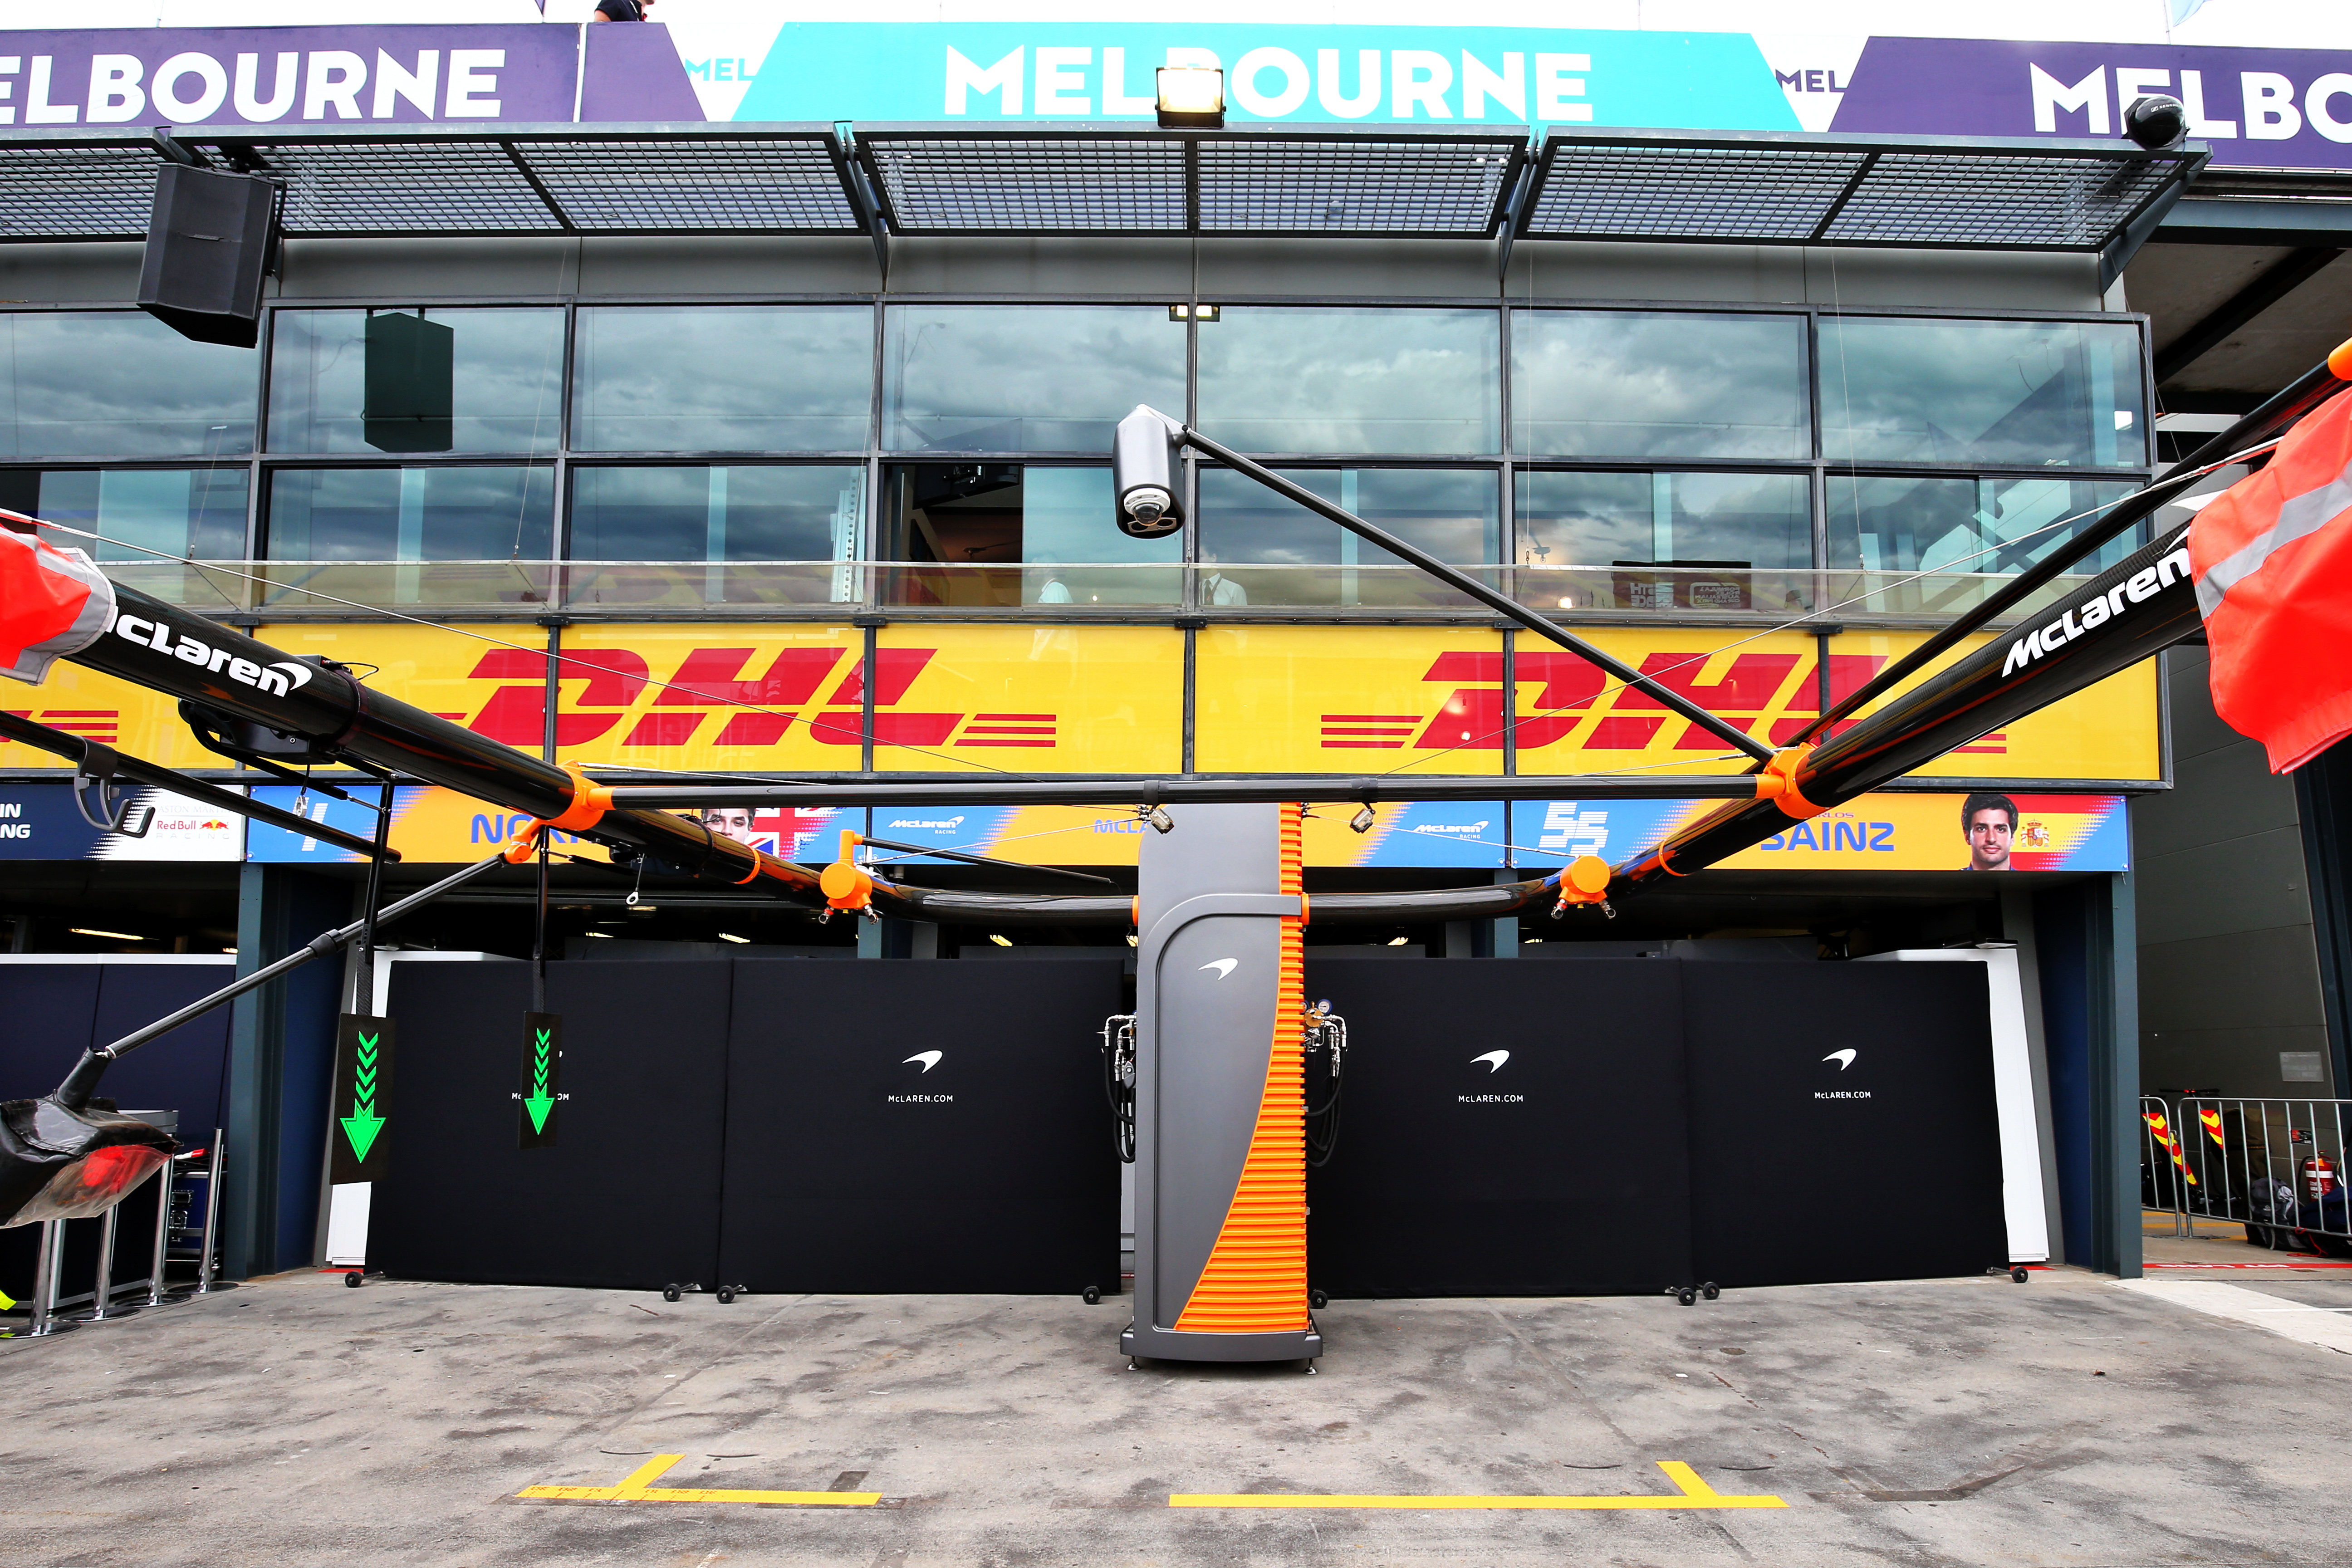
[1112,405,1186,539]
[1349,805,1377,834]
[1156,67,1225,129]
[1143,805,1175,834]
[2122,94,2187,151]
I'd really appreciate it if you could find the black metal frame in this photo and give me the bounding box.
[0,122,2203,251]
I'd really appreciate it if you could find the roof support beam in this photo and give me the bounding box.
[2154,245,2343,383]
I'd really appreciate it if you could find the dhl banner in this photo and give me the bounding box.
[5,619,2157,788]
[224,783,2126,872]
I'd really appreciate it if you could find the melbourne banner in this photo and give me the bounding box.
[0,7,2345,172]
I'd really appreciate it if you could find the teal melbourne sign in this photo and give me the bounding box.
[736,24,1798,131]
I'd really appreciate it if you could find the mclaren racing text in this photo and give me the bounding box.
[108,611,314,699]
[2002,545,2192,679]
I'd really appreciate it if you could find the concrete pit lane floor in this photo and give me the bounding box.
[3,1260,2349,1567]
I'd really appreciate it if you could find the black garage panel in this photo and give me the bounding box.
[1305,958,1694,1298]
[1682,960,2007,1289]
[372,960,731,1291]
[0,962,232,1305]
[718,958,1123,1295]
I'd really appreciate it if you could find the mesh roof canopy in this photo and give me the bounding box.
[0,123,2200,250]
[855,127,1526,235]
[1523,131,2200,249]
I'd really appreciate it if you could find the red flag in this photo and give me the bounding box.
[0,513,115,685]
[2191,361,2352,772]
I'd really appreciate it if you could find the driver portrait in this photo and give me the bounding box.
[1961,792,2018,872]
[701,807,760,847]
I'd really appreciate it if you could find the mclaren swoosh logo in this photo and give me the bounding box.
[1471,1050,1509,1073]
[903,1050,944,1073]
[1823,1049,1857,1070]
[1200,959,1238,979]
[269,660,315,691]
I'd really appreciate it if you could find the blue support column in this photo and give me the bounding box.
[2035,871,2140,1279]
[221,865,346,1280]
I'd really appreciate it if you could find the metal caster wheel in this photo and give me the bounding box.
[1677,1289,1697,1307]
[662,1286,682,1303]
[1308,1289,1329,1310]
[2010,1267,2029,1284]
[716,1289,735,1304]
[1303,1361,1318,1375]
[1701,1283,1720,1301]
[1082,1285,1102,1304]
[343,1271,363,1288]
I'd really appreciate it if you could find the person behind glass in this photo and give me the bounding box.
[1199,548,1248,606]
[591,0,653,19]
[1961,791,2016,872]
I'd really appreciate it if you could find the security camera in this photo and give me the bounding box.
[1113,405,1185,539]
[2122,94,2188,151]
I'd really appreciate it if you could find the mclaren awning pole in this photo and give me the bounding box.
[51,853,511,1109]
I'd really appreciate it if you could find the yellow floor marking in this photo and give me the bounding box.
[1171,1460,1788,1510]
[516,1454,882,1507]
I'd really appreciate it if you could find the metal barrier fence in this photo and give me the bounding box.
[2142,1096,2350,1255]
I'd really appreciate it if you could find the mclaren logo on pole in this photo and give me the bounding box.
[108,609,316,698]
[2002,544,2192,678]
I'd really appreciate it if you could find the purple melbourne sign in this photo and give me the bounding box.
[0,24,699,128]
[1834,38,2352,172]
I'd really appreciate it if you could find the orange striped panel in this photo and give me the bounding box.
[1176,805,1309,1335]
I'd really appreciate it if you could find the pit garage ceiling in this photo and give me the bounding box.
[2130,240,2351,410]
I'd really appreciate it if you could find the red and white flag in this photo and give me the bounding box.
[0,511,116,685]
[2190,372,2352,772]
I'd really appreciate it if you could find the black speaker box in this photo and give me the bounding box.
[136,164,276,349]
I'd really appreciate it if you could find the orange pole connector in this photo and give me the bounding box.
[819,830,874,912]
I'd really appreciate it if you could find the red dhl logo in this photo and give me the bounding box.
[461,646,1056,752]
[1326,651,2006,755]
[2,709,121,745]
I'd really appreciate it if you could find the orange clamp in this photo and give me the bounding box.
[1554,853,1612,909]
[1754,745,1827,820]
[820,829,874,912]
[543,760,612,833]
[2331,336,2352,382]
[502,821,546,865]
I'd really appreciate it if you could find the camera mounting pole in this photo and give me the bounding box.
[1111,405,1777,765]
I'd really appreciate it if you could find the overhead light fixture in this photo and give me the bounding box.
[1157,66,1225,129]
[1386,936,1409,947]
[1166,304,1221,322]
[71,927,143,941]
[1349,804,1377,834]
[718,932,749,944]
[583,930,614,939]
[990,934,1013,947]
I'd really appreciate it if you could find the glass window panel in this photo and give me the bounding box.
[0,312,255,458]
[1516,470,1811,569]
[1196,308,1499,455]
[265,467,554,560]
[882,306,1185,454]
[878,463,1179,608]
[1512,310,1808,459]
[267,308,563,455]
[18,468,247,559]
[573,306,872,452]
[1199,468,1499,568]
[1827,475,2146,576]
[1819,317,2147,468]
[568,466,863,561]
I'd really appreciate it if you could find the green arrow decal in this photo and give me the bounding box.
[342,1032,386,1161]
[523,1026,555,1136]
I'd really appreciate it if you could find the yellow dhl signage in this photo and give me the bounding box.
[0,621,2160,785]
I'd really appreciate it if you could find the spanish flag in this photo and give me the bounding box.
[2191,344,2352,772]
